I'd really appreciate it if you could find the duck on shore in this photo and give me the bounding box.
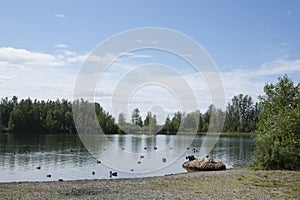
[110,171,117,177]
[186,155,196,161]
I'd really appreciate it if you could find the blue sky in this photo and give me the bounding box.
[0,1,300,119]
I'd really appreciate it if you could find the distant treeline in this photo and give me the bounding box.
[0,94,261,134]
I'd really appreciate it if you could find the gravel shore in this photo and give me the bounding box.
[0,169,299,199]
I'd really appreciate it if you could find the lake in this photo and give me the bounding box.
[0,133,255,182]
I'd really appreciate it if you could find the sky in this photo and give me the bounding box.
[0,0,300,121]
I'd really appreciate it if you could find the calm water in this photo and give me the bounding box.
[0,133,255,182]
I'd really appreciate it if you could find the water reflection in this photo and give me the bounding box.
[0,133,255,182]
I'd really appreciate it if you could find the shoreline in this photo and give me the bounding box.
[1,132,254,137]
[1,169,299,199]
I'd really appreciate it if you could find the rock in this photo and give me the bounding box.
[183,158,226,171]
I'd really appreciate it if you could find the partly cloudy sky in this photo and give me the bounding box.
[0,1,299,121]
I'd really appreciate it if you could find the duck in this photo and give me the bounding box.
[36,166,41,170]
[58,179,63,182]
[192,148,198,153]
[154,147,158,150]
[162,158,167,163]
[110,171,117,176]
[46,174,51,178]
[186,155,196,161]
[97,160,101,164]
[92,171,96,175]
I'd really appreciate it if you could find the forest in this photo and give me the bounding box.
[0,94,261,135]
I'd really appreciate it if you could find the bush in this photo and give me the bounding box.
[253,75,300,170]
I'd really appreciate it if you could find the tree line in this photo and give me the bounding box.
[0,93,260,134]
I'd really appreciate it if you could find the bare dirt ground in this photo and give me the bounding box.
[0,169,299,200]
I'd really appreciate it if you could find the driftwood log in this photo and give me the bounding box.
[183,158,226,171]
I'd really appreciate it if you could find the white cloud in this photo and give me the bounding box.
[0,47,65,67]
[0,47,79,99]
[62,50,77,57]
[255,57,300,76]
[0,47,124,101]
[66,52,117,63]
[123,52,152,59]
[54,44,68,49]
[0,75,13,83]
[221,70,265,103]
[65,54,87,63]
[54,13,65,18]
[221,57,300,103]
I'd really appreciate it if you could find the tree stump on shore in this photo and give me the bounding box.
[183,158,226,171]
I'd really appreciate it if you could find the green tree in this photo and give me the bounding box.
[223,94,258,132]
[143,111,152,127]
[137,116,143,127]
[161,115,171,134]
[143,111,157,134]
[131,108,141,125]
[64,111,75,134]
[0,96,18,131]
[117,113,126,134]
[170,111,182,134]
[197,110,203,133]
[8,108,25,132]
[182,111,199,132]
[118,113,126,126]
[149,114,157,134]
[253,75,300,170]
[202,105,214,132]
